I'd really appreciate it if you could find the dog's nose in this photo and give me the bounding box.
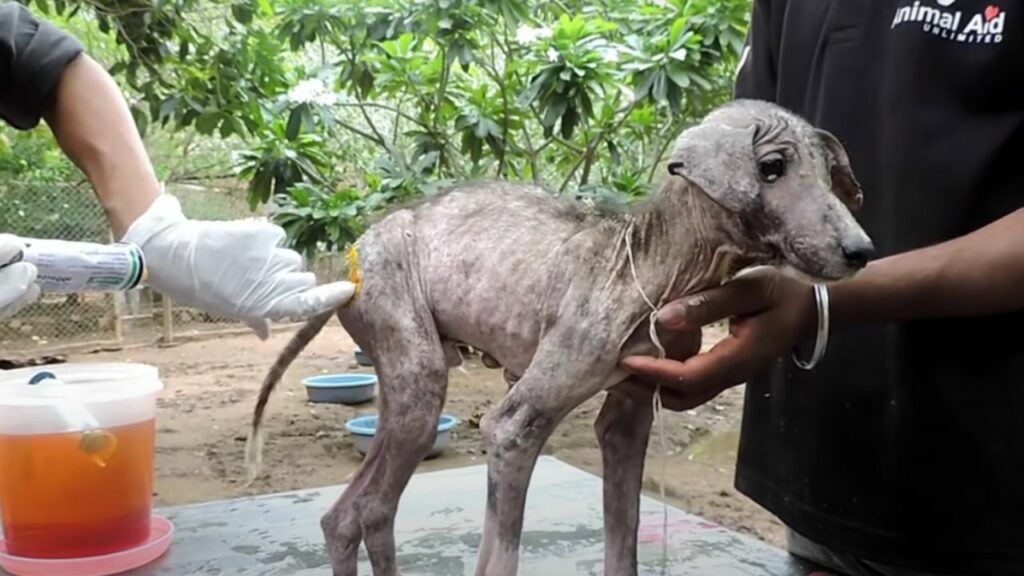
[841,237,875,269]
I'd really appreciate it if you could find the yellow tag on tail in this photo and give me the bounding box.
[345,244,362,301]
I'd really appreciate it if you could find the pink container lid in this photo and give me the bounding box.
[0,515,173,576]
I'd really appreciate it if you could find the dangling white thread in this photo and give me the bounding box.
[454,344,471,376]
[624,227,669,572]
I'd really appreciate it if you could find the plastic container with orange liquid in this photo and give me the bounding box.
[0,363,173,576]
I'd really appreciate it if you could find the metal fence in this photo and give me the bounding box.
[0,180,346,359]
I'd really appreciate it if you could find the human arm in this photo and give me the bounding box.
[45,53,159,239]
[621,207,1024,405]
[828,207,1024,325]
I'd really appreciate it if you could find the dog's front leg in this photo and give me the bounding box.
[474,339,617,576]
[474,394,557,576]
[595,383,655,576]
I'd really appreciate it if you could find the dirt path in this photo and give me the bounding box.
[70,322,786,548]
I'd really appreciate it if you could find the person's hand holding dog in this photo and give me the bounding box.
[622,268,817,410]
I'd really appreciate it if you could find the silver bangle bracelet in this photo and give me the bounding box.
[792,283,830,370]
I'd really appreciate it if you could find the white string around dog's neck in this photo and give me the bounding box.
[624,227,669,572]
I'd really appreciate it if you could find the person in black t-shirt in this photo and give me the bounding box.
[0,3,353,331]
[623,1,1024,575]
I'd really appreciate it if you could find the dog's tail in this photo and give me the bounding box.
[244,308,336,486]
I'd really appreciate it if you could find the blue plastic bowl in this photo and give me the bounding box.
[303,374,377,404]
[345,414,459,458]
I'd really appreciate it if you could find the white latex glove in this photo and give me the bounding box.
[123,194,355,340]
[0,234,41,320]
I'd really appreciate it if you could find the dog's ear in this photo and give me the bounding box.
[666,122,760,213]
[815,128,864,212]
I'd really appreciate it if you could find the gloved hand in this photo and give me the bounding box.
[0,234,41,320]
[123,194,356,340]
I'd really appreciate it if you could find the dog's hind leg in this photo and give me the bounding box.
[594,384,655,576]
[320,459,376,576]
[325,292,448,576]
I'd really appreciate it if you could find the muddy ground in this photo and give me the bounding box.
[68,322,786,549]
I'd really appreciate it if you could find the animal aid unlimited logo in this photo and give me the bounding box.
[891,1,1007,44]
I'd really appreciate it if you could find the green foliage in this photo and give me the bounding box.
[234,117,333,210]
[0,130,73,184]
[15,0,752,257]
[271,184,363,260]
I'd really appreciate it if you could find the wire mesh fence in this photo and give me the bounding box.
[0,180,345,358]
[1,179,120,354]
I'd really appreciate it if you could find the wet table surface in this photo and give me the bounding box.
[120,456,820,575]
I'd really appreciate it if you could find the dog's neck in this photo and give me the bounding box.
[617,179,759,305]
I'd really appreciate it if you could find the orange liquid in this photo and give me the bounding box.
[0,419,155,559]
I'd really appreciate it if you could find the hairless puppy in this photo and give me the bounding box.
[246,99,874,576]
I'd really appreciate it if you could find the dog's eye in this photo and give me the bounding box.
[758,155,786,183]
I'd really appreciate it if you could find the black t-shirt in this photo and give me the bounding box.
[734,1,1024,573]
[0,2,83,130]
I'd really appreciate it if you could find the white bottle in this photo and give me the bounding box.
[4,238,148,293]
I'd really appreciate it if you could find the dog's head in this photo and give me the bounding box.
[666,99,873,281]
